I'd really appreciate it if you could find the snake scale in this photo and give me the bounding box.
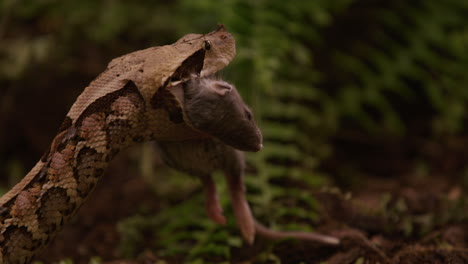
[0,26,236,263]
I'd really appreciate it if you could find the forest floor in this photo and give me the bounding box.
[35,141,468,264]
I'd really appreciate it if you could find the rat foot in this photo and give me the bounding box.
[223,173,339,246]
[201,170,339,246]
[225,173,255,244]
[201,175,226,225]
[230,186,255,244]
[200,173,254,242]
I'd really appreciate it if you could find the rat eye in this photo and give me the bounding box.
[203,40,212,50]
[245,110,252,121]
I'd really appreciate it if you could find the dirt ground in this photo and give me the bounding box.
[34,136,468,264]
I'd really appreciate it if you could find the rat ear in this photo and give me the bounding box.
[211,80,233,96]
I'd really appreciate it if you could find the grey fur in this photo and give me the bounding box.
[182,77,262,152]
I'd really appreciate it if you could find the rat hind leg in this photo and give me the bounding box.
[200,174,226,225]
[224,172,256,244]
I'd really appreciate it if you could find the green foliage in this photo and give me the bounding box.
[118,0,468,262]
[119,172,242,262]
[323,1,468,135]
[3,0,468,262]
[372,190,468,239]
[179,0,468,137]
[1,0,189,81]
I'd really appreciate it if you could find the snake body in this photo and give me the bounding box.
[0,27,235,263]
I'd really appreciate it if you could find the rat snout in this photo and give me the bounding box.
[251,143,263,152]
[225,128,262,152]
[246,128,263,152]
[239,142,262,152]
[254,129,263,151]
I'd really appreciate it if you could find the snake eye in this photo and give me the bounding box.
[203,40,212,50]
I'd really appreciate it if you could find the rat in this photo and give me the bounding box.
[178,76,263,152]
[159,77,339,245]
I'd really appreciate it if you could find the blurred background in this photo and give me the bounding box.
[1,0,468,263]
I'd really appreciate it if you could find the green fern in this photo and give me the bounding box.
[118,171,243,262]
[121,1,468,261]
[118,1,346,262]
[6,0,466,262]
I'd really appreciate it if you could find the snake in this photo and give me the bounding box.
[0,26,235,263]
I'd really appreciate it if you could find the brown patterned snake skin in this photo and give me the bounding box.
[0,26,236,263]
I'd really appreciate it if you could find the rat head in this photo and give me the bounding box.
[182,77,263,152]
